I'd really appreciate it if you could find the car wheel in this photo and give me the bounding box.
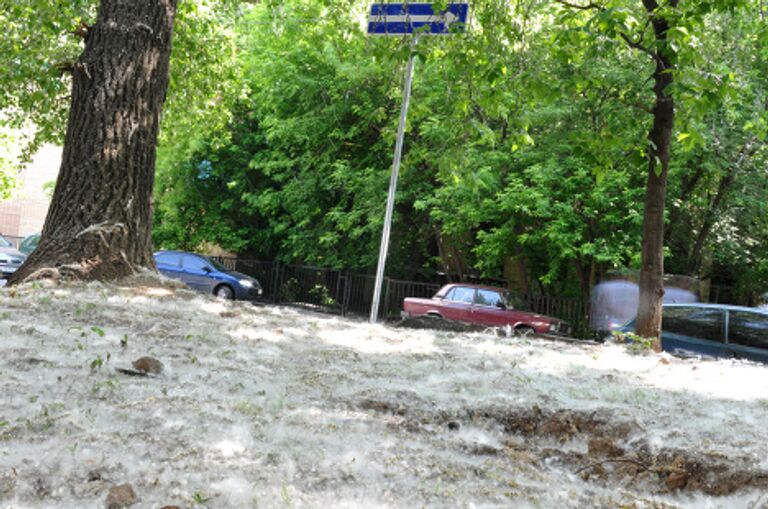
[214,284,235,300]
[515,326,535,338]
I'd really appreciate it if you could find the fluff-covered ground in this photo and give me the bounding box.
[1,278,768,509]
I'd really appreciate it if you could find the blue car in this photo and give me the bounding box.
[154,250,263,301]
[622,303,768,363]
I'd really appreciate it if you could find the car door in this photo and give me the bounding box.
[661,306,727,358]
[471,289,509,326]
[180,254,215,293]
[154,252,182,279]
[725,310,768,363]
[439,286,476,322]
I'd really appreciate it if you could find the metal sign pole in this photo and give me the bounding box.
[370,37,418,324]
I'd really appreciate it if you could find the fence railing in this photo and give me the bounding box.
[522,294,591,338]
[210,257,592,336]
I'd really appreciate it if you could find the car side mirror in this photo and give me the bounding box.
[203,266,212,273]
[496,301,507,309]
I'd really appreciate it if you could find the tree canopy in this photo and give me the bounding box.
[151,0,767,304]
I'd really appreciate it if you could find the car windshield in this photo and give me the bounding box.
[203,256,229,272]
[20,234,40,253]
[0,235,12,248]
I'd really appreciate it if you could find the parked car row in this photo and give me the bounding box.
[402,283,768,365]
[5,235,768,365]
[1,238,266,303]
[621,303,768,363]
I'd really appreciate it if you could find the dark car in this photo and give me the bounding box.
[0,234,27,278]
[154,250,263,300]
[402,283,571,336]
[622,303,768,363]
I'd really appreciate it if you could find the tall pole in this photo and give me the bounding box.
[369,37,418,324]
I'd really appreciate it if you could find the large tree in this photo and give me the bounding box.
[553,0,678,343]
[634,0,678,344]
[8,0,177,283]
[552,0,756,342]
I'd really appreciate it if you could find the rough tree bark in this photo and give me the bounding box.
[635,0,678,346]
[8,0,178,285]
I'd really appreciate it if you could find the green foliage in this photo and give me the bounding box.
[309,284,336,307]
[0,0,92,152]
[89,353,110,372]
[151,0,768,301]
[0,0,243,195]
[193,491,212,505]
[0,126,19,198]
[155,1,406,270]
[613,330,655,355]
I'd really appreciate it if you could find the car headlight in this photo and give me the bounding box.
[239,279,254,288]
[549,323,558,332]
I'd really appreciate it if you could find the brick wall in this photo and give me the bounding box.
[0,144,60,237]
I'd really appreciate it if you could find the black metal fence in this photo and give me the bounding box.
[522,294,591,338]
[211,257,592,335]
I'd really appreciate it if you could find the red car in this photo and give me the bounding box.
[402,284,570,336]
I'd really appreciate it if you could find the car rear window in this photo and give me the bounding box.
[728,311,768,349]
[662,306,724,343]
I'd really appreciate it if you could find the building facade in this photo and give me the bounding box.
[0,144,60,245]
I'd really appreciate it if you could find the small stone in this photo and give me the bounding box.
[666,471,689,490]
[588,437,624,458]
[447,421,460,431]
[87,469,103,482]
[34,477,49,498]
[160,506,182,509]
[469,443,499,455]
[132,357,163,374]
[0,468,18,495]
[106,483,137,508]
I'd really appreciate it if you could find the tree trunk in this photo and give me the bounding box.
[8,0,177,284]
[635,0,678,347]
[686,169,734,275]
[433,226,454,282]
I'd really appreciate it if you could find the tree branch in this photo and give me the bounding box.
[553,0,603,10]
[618,28,660,65]
[555,0,662,66]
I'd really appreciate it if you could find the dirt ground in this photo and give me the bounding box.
[357,395,768,498]
[3,280,768,508]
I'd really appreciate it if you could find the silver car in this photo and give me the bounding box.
[0,234,27,278]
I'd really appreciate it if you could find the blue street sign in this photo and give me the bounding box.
[367,3,469,35]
